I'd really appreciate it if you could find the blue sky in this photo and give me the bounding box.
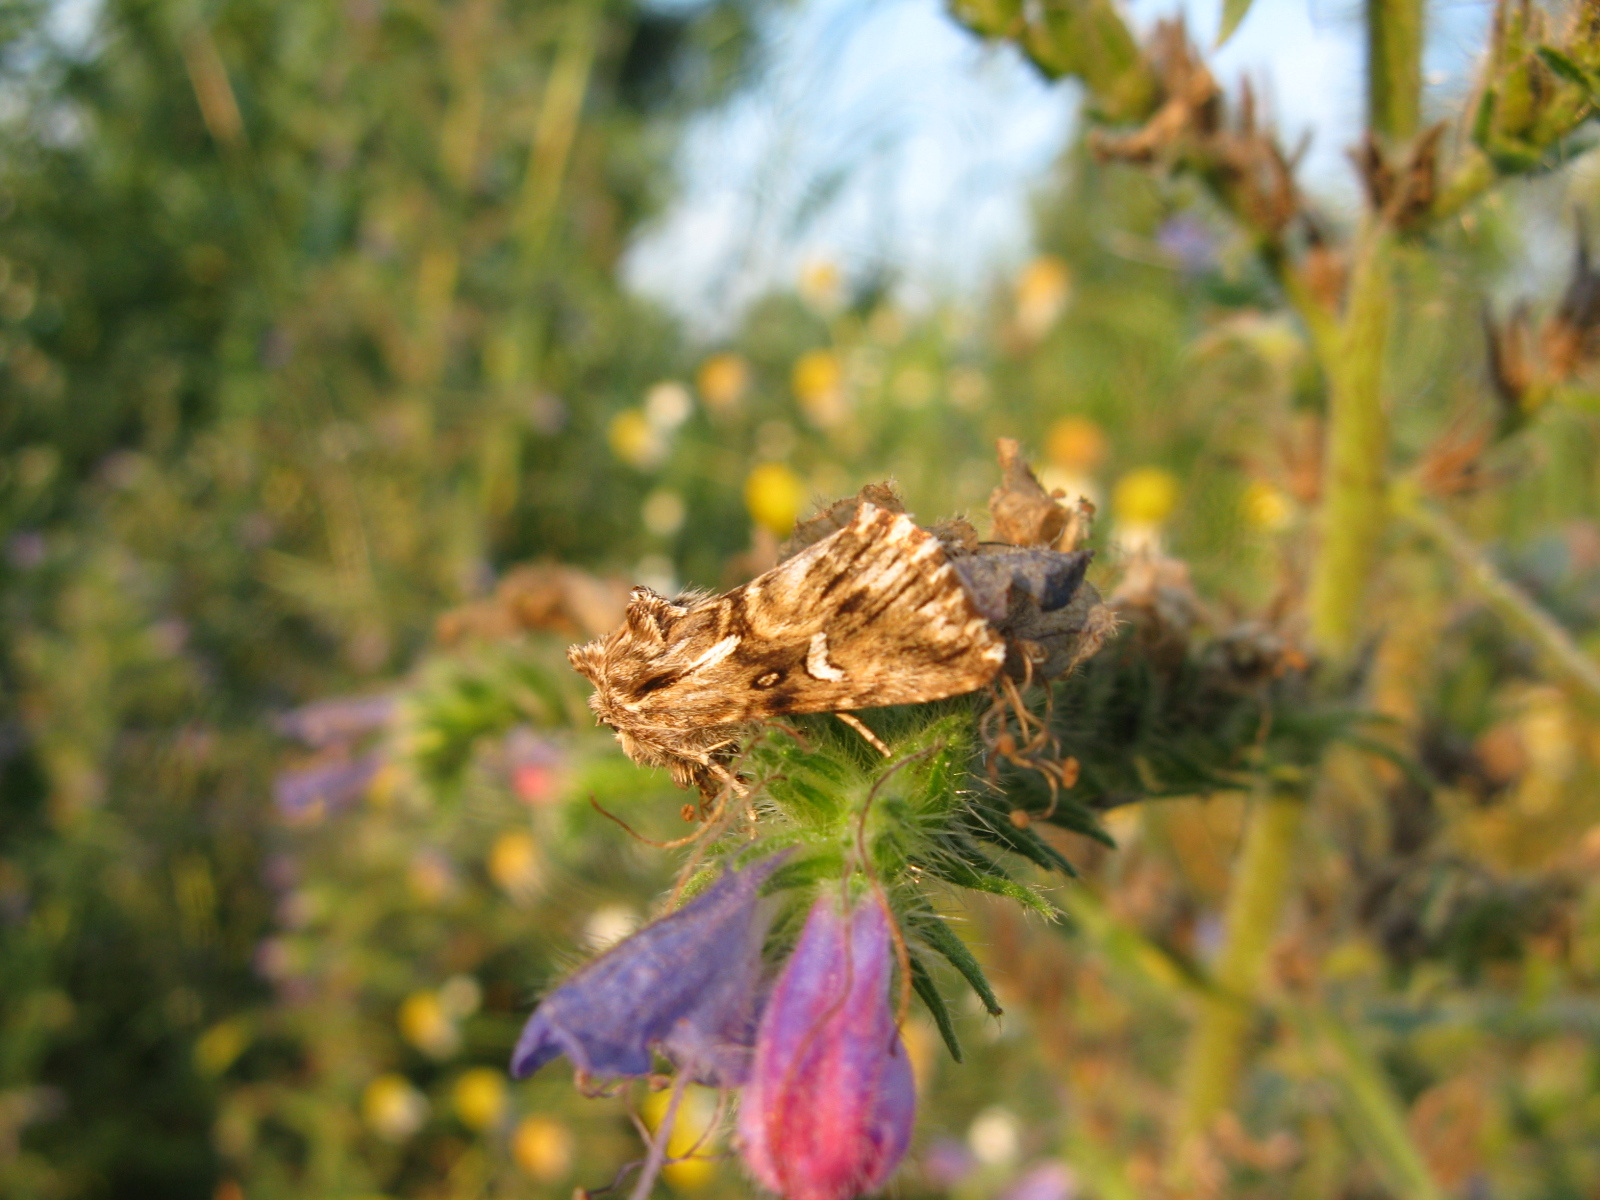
[625,0,1495,334]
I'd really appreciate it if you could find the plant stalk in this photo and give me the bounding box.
[1367,0,1424,142]
[1401,497,1600,701]
[1171,789,1304,1158]
[1309,228,1394,657]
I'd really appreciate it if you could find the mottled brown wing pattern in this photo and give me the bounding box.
[664,501,1005,719]
[567,502,1005,788]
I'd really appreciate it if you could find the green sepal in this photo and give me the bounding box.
[909,954,963,1063]
[1040,799,1117,847]
[909,910,1003,1016]
[918,845,1053,915]
[758,847,844,892]
[966,805,1078,876]
[1216,0,1254,48]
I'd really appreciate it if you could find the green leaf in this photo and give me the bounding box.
[909,955,963,1062]
[1216,0,1255,47]
[1471,87,1499,148]
[911,911,1003,1016]
[1485,139,1549,173]
[1536,46,1599,98]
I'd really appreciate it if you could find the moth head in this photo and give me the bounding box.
[566,587,694,731]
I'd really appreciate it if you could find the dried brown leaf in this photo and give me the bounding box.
[989,438,1072,547]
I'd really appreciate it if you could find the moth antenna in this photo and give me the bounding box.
[588,794,707,850]
[835,711,891,758]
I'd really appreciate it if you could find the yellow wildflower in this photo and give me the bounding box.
[695,353,750,413]
[512,1115,574,1181]
[745,463,806,537]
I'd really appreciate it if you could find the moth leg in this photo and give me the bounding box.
[705,760,748,797]
[666,771,757,909]
[835,712,891,758]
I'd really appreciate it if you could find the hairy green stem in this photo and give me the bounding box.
[1310,229,1394,657]
[1171,790,1304,1157]
[1366,0,1424,141]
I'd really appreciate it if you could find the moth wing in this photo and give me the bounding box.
[635,502,1004,722]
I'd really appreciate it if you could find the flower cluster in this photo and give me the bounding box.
[512,855,913,1200]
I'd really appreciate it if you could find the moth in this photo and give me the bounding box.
[568,498,1097,796]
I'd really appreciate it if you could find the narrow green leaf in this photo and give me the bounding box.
[912,912,1003,1016]
[1486,140,1548,173]
[1536,46,1599,98]
[909,955,963,1062]
[1216,0,1255,47]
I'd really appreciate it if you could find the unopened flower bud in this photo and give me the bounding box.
[739,892,914,1200]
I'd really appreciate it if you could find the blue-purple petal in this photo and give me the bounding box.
[510,853,785,1082]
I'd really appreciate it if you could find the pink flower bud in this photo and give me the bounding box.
[739,892,914,1200]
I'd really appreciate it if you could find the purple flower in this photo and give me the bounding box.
[920,1137,977,1189]
[511,854,786,1087]
[272,751,382,818]
[274,693,395,748]
[1001,1162,1079,1200]
[1156,214,1218,276]
[738,892,914,1200]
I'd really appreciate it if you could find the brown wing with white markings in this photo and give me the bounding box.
[572,502,1005,741]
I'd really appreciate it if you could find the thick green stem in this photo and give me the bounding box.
[1367,0,1424,141]
[1171,790,1304,1156]
[1309,229,1393,657]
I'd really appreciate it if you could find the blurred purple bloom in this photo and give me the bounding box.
[1001,1162,1079,1200]
[263,853,299,893]
[738,892,914,1200]
[920,1137,977,1189]
[150,618,189,656]
[511,854,786,1087]
[272,751,381,817]
[275,693,395,748]
[503,725,565,806]
[1156,214,1218,276]
[5,532,46,570]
